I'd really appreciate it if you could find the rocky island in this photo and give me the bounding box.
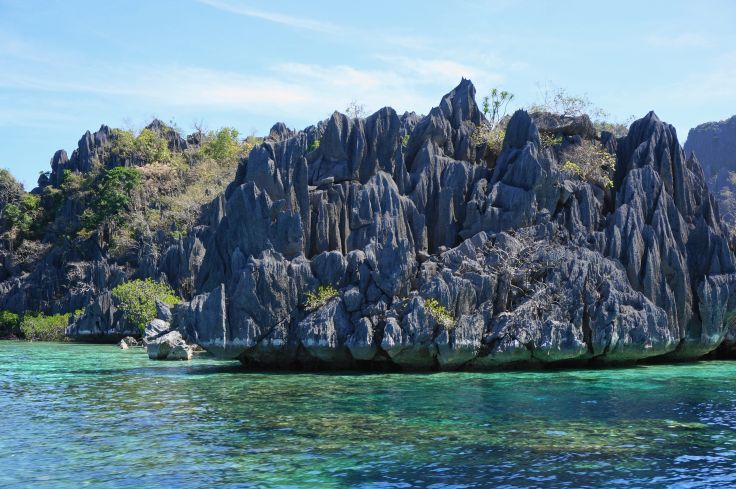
[2,79,735,370]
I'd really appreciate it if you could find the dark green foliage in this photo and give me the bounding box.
[82,167,141,229]
[19,312,71,341]
[0,310,21,337]
[4,194,41,237]
[112,279,180,331]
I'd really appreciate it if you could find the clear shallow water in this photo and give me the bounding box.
[2,344,736,488]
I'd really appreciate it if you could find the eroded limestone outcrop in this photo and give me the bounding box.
[685,115,736,222]
[167,79,736,370]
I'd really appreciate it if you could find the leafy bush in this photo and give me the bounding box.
[304,285,338,311]
[402,134,410,147]
[111,128,172,165]
[561,140,616,189]
[308,139,321,152]
[20,312,71,341]
[82,166,141,229]
[4,193,41,239]
[112,279,181,331]
[424,298,455,329]
[201,127,242,161]
[0,310,20,337]
[472,124,506,159]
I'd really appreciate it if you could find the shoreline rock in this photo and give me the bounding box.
[172,79,736,370]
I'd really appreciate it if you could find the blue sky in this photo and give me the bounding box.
[1,0,735,188]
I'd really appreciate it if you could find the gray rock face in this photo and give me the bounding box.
[155,300,173,322]
[0,117,208,338]
[65,290,138,340]
[118,336,140,349]
[144,319,171,344]
[685,115,736,222]
[147,330,193,361]
[167,78,736,370]
[11,78,736,368]
[532,112,597,140]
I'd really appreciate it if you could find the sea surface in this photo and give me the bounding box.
[2,342,736,488]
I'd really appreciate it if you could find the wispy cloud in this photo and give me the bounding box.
[375,55,502,86]
[0,57,469,128]
[196,0,340,34]
[195,0,437,54]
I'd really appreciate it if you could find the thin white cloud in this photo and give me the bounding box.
[375,55,503,87]
[195,0,437,54]
[0,27,504,130]
[0,107,75,128]
[196,0,340,34]
[0,52,490,126]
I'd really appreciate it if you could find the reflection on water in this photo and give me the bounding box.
[1,342,736,488]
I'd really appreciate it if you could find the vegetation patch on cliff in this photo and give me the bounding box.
[424,298,455,329]
[112,279,181,331]
[561,140,616,189]
[304,285,338,311]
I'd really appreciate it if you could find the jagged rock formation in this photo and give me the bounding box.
[159,79,736,370]
[685,115,736,223]
[147,331,194,360]
[0,119,234,340]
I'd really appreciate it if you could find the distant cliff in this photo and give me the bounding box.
[685,115,736,223]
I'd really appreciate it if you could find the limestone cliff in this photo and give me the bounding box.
[684,115,736,223]
[163,79,736,369]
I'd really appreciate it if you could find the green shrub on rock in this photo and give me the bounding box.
[0,310,21,337]
[304,285,338,311]
[424,298,455,329]
[560,140,616,189]
[111,128,172,165]
[4,194,41,237]
[201,127,242,161]
[20,312,71,341]
[81,166,141,230]
[112,279,180,331]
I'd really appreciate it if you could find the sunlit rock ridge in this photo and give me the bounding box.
[137,78,735,370]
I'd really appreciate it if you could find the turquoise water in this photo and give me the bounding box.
[2,343,736,488]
